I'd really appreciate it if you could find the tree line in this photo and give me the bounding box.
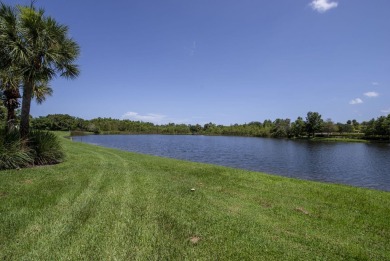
[28,112,390,140]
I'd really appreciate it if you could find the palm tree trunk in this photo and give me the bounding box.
[5,100,17,132]
[20,80,33,138]
[3,88,21,133]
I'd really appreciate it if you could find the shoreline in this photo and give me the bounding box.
[70,131,389,144]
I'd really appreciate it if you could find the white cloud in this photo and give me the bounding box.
[122,112,167,124]
[381,108,390,114]
[121,112,192,124]
[309,0,338,13]
[364,92,379,98]
[349,98,363,105]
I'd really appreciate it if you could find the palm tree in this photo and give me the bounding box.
[0,68,21,132]
[0,3,80,137]
[0,71,53,132]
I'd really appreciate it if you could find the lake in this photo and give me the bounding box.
[72,135,390,191]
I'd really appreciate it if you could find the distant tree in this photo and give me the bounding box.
[336,122,353,133]
[362,119,376,136]
[31,114,83,131]
[305,112,323,137]
[189,124,202,134]
[361,115,390,139]
[203,122,216,132]
[385,115,390,139]
[291,117,306,137]
[351,119,361,132]
[263,120,273,128]
[271,118,291,138]
[248,121,262,127]
[374,116,390,137]
[323,118,336,135]
[86,123,100,134]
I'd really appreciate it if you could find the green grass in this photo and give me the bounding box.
[311,137,370,143]
[0,133,389,260]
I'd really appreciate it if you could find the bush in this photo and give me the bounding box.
[0,130,33,170]
[28,131,65,165]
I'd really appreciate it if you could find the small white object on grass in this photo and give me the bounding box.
[191,188,195,192]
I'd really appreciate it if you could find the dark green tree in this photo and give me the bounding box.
[189,124,202,134]
[0,68,22,132]
[271,118,291,138]
[351,119,361,132]
[305,111,323,137]
[375,116,390,137]
[323,118,336,135]
[291,117,306,137]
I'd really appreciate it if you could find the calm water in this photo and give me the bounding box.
[72,135,390,191]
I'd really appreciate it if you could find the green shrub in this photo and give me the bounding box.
[28,131,65,165]
[0,130,33,170]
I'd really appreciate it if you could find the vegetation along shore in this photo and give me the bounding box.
[27,112,390,142]
[0,133,389,260]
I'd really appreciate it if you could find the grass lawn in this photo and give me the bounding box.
[0,133,389,260]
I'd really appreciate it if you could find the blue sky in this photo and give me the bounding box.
[4,0,390,125]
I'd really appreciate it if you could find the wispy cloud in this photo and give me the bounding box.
[190,41,196,56]
[349,98,363,105]
[185,41,197,56]
[122,112,167,124]
[364,92,379,98]
[372,82,379,86]
[309,0,338,13]
[381,108,390,114]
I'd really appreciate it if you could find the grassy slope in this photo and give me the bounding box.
[311,137,369,143]
[0,134,389,260]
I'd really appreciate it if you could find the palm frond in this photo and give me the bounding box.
[33,81,52,104]
[60,64,80,79]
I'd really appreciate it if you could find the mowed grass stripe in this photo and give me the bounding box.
[0,133,389,260]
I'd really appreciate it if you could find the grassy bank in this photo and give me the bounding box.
[310,137,370,143]
[0,133,389,260]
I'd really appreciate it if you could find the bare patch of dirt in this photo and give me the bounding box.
[0,192,8,198]
[189,236,201,244]
[295,207,309,215]
[259,200,272,208]
[25,224,42,235]
[256,197,273,208]
[228,205,241,214]
[23,179,34,184]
